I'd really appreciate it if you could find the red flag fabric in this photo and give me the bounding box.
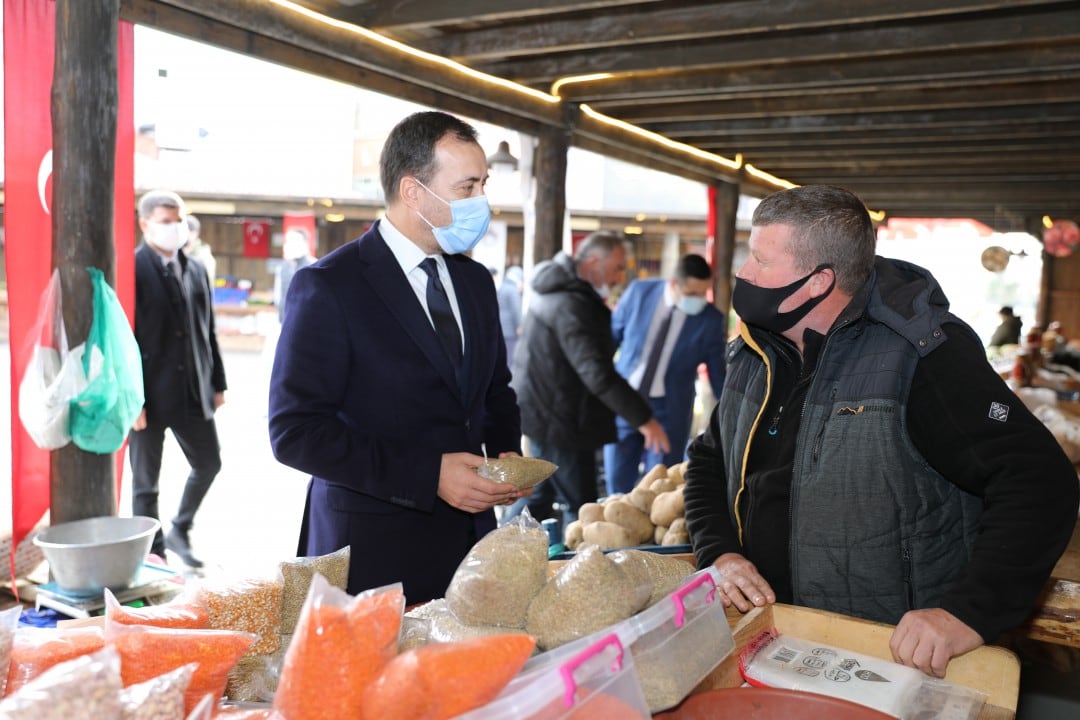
[243,220,272,258]
[3,0,136,583]
[282,211,317,258]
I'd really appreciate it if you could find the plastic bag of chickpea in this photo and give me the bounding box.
[0,645,122,719]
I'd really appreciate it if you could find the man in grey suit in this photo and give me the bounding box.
[269,112,523,604]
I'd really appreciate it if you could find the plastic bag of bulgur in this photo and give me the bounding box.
[0,645,122,719]
[407,599,532,644]
[446,509,549,629]
[525,544,642,651]
[278,546,350,634]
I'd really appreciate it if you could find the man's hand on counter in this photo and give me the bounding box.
[889,608,983,678]
[711,552,777,612]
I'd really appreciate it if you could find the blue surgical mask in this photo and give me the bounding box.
[414,179,491,254]
[677,295,708,316]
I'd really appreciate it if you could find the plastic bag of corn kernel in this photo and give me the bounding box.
[119,662,196,720]
[105,587,210,630]
[0,645,122,719]
[278,546,350,635]
[5,625,105,696]
[106,619,256,716]
[195,576,284,656]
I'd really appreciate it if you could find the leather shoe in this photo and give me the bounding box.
[165,526,204,568]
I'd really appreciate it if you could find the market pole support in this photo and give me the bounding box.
[50,0,121,524]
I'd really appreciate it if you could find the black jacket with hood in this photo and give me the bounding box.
[511,252,652,449]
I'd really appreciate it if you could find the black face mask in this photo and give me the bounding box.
[732,264,834,333]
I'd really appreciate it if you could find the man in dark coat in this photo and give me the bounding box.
[268,111,523,605]
[509,232,669,529]
[988,305,1022,347]
[130,189,227,567]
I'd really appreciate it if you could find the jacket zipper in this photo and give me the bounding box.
[902,544,914,609]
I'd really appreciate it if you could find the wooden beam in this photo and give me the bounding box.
[532,124,568,265]
[430,0,1065,62]
[475,5,1080,83]
[332,0,664,31]
[554,45,1080,103]
[51,0,119,524]
[121,0,762,193]
[598,78,1080,123]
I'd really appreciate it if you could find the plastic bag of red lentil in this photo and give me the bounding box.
[273,573,404,720]
[0,605,21,696]
[104,587,210,630]
[4,625,105,696]
[106,618,256,715]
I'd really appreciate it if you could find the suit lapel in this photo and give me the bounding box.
[358,230,462,399]
[446,256,479,405]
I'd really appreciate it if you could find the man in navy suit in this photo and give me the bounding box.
[268,111,524,604]
[130,189,227,567]
[604,254,727,494]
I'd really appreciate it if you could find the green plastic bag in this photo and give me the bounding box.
[70,267,145,454]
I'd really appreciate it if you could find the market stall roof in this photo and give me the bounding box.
[125,0,1080,232]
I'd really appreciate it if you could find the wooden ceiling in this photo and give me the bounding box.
[289,0,1080,233]
[121,0,1080,233]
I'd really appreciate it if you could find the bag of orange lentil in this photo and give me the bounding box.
[105,618,256,715]
[360,633,537,720]
[4,625,105,696]
[104,587,210,630]
[273,573,404,720]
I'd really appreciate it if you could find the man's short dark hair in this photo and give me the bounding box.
[1000,306,1015,316]
[675,253,712,282]
[379,111,479,203]
[752,185,877,294]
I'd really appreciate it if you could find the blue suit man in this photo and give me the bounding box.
[268,112,523,604]
[604,254,727,494]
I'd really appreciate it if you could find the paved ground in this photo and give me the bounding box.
[1,337,311,583]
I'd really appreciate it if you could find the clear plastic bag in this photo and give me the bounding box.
[739,629,987,720]
[69,266,145,454]
[17,268,88,449]
[5,625,106,695]
[273,573,404,719]
[106,617,256,715]
[446,509,549,628]
[0,645,122,719]
[195,575,284,656]
[104,586,210,630]
[119,662,196,720]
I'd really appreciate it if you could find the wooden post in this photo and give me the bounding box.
[532,122,569,265]
[50,0,121,524]
[709,180,740,316]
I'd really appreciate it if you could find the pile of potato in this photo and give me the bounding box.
[564,462,688,551]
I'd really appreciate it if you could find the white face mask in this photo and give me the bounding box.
[594,284,612,300]
[147,220,187,252]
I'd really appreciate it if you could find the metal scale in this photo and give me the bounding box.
[35,563,181,619]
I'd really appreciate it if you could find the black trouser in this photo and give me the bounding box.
[129,413,221,553]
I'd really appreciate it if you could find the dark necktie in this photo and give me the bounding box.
[420,258,463,369]
[638,305,673,396]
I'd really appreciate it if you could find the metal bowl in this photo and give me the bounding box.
[33,516,160,596]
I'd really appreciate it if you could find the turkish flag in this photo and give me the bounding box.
[243,220,272,258]
[3,0,135,584]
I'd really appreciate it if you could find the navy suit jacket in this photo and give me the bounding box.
[612,278,727,448]
[268,222,521,604]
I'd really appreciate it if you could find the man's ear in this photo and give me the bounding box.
[138,217,148,234]
[809,267,835,297]
[398,176,423,209]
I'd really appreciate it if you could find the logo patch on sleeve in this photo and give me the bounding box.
[988,401,1010,422]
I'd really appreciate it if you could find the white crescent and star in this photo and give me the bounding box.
[37,150,53,214]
